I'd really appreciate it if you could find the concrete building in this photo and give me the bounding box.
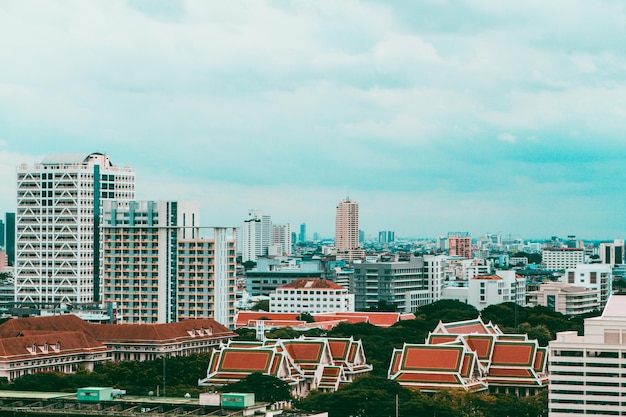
[102,200,237,327]
[335,198,359,252]
[467,270,526,311]
[548,295,626,416]
[599,239,624,266]
[271,223,292,256]
[542,248,585,271]
[4,212,15,266]
[448,232,472,259]
[15,153,135,307]
[241,210,272,262]
[269,278,354,314]
[526,282,599,315]
[560,264,612,310]
[352,256,432,312]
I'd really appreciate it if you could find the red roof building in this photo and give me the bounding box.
[199,336,372,397]
[0,314,235,381]
[388,317,548,396]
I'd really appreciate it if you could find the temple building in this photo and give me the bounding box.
[388,317,548,396]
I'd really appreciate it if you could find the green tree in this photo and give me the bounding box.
[297,312,315,323]
[251,299,269,311]
[220,373,291,403]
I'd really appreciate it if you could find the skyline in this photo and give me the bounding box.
[1,1,625,240]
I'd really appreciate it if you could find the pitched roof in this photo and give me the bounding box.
[0,331,107,359]
[278,279,345,290]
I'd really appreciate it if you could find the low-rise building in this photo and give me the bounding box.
[559,264,612,309]
[269,279,354,314]
[467,270,525,310]
[526,282,599,315]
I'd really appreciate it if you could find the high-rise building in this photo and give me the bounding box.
[271,223,292,256]
[378,230,395,244]
[299,222,306,243]
[0,219,4,248]
[5,213,15,266]
[241,210,271,262]
[102,200,237,327]
[335,198,359,252]
[15,153,135,307]
[448,232,472,259]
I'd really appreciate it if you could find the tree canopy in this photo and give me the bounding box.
[219,373,291,403]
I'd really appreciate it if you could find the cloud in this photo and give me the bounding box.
[497,133,516,143]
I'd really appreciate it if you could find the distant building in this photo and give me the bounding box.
[549,295,626,416]
[299,223,306,243]
[245,259,323,297]
[241,210,272,262]
[526,282,599,315]
[599,239,624,266]
[378,230,395,244]
[542,247,585,271]
[335,198,359,252]
[269,279,354,314]
[271,223,292,256]
[448,232,472,259]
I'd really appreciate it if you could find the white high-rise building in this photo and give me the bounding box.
[15,153,135,307]
[241,210,271,262]
[102,200,237,327]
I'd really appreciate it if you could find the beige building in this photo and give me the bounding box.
[335,198,359,252]
[542,248,585,271]
[549,295,626,416]
[527,282,599,315]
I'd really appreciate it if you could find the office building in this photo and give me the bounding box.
[599,239,624,266]
[352,256,430,312]
[102,200,237,327]
[378,230,395,244]
[448,232,472,259]
[15,153,135,307]
[542,248,585,271]
[549,295,626,416]
[335,198,359,252]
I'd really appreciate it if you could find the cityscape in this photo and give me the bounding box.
[1,2,625,417]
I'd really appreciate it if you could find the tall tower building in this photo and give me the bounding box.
[5,213,15,266]
[15,153,135,307]
[271,223,292,256]
[448,232,472,259]
[335,198,359,252]
[241,210,271,262]
[102,200,237,327]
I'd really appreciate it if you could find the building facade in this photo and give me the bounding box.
[241,210,271,262]
[269,279,354,314]
[560,264,612,310]
[352,257,430,312]
[335,198,359,252]
[526,282,599,315]
[548,295,626,416]
[542,248,585,271]
[467,270,526,311]
[599,239,624,266]
[15,153,135,307]
[102,200,237,327]
[448,232,472,259]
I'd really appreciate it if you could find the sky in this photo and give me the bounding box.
[0,0,625,240]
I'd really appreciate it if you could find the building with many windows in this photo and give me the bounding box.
[15,153,135,307]
[467,270,526,311]
[560,264,612,310]
[448,232,472,259]
[542,248,585,271]
[548,295,626,416]
[269,279,354,314]
[240,210,272,262]
[102,200,237,327]
[599,239,624,266]
[335,198,359,252]
[526,282,599,316]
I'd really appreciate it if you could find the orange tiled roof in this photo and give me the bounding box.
[471,275,502,280]
[278,279,345,290]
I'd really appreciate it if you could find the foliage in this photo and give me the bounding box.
[251,299,269,311]
[512,251,542,265]
[366,299,397,312]
[242,260,257,270]
[297,312,315,323]
[220,372,291,403]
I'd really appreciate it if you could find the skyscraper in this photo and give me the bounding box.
[15,153,135,307]
[241,210,271,262]
[335,198,359,252]
[448,232,472,259]
[299,223,306,243]
[102,200,237,326]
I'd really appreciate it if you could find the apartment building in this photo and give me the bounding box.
[560,264,612,310]
[467,270,526,310]
[527,282,599,315]
[102,200,237,327]
[542,248,585,271]
[335,198,359,252]
[448,232,472,259]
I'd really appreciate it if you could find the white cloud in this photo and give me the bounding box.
[497,133,516,143]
